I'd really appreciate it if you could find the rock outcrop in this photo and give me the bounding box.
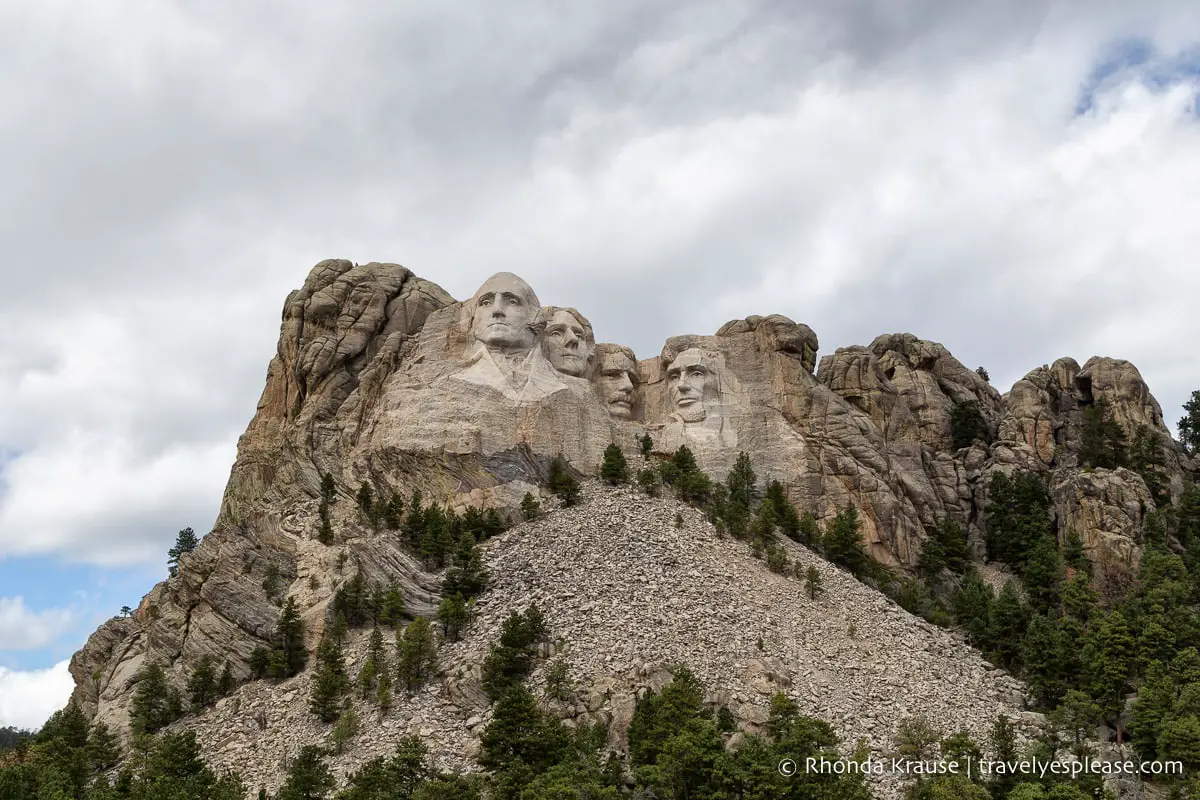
[67,259,1195,768]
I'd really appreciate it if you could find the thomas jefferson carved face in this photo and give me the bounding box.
[470,273,540,353]
[666,348,719,423]
[596,349,636,419]
[543,309,593,377]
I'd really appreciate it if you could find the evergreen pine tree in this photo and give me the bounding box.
[217,660,235,696]
[822,506,869,575]
[988,582,1030,668]
[950,401,987,449]
[951,569,994,648]
[805,566,823,600]
[1180,390,1200,456]
[377,584,407,627]
[167,527,199,577]
[436,593,469,641]
[1022,614,1069,707]
[726,452,757,508]
[187,655,218,711]
[278,745,335,800]
[600,444,629,485]
[310,636,350,723]
[1079,398,1128,469]
[547,456,581,506]
[85,723,121,772]
[1084,610,1137,738]
[131,662,181,735]
[478,684,569,773]
[1022,535,1064,614]
[639,433,653,459]
[272,596,308,680]
[396,618,438,692]
[356,482,374,516]
[520,492,541,520]
[1129,425,1170,506]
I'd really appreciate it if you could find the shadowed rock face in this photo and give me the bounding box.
[68,262,1195,738]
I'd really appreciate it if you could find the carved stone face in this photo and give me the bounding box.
[666,348,719,423]
[596,351,636,419]
[470,273,539,352]
[544,310,592,376]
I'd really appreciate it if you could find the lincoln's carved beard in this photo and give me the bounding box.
[666,349,719,423]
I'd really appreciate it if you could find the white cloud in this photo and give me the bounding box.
[0,660,73,730]
[0,598,74,651]
[2,1,1200,569]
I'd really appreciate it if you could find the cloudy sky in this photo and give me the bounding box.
[2,0,1200,729]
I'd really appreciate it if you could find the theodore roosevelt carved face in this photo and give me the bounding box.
[594,345,637,419]
[470,272,541,353]
[665,347,720,423]
[543,308,594,377]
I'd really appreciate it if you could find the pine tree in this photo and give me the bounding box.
[85,723,121,772]
[1180,390,1200,456]
[1022,614,1069,707]
[396,618,438,692]
[1022,535,1063,613]
[951,569,994,647]
[600,444,629,485]
[330,705,359,754]
[805,566,823,600]
[988,582,1030,668]
[384,491,404,531]
[950,401,987,449]
[217,660,235,696]
[270,596,308,680]
[547,456,581,506]
[639,433,653,459]
[436,593,469,641]
[357,482,374,516]
[1129,424,1170,506]
[131,662,182,735]
[278,745,335,800]
[167,527,200,577]
[1079,398,1128,469]
[823,506,869,575]
[187,655,218,711]
[310,636,350,723]
[377,584,407,627]
[479,684,570,773]
[726,452,757,508]
[1084,610,1136,738]
[376,669,393,718]
[985,471,1052,567]
[637,468,660,497]
[520,492,541,520]
[442,532,489,601]
[357,627,386,701]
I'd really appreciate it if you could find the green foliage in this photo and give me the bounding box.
[260,596,308,681]
[330,572,377,628]
[336,736,431,799]
[436,593,469,641]
[481,606,547,700]
[639,433,653,459]
[357,627,386,701]
[377,584,407,628]
[1022,535,1064,614]
[1180,390,1200,456]
[318,472,337,545]
[726,452,757,508]
[1083,610,1137,726]
[330,705,359,754]
[547,456,581,506]
[396,617,438,693]
[893,715,941,764]
[131,661,184,735]
[167,526,199,578]
[478,684,570,773]
[988,582,1030,669]
[187,655,218,711]
[278,745,335,800]
[950,400,987,449]
[805,565,824,600]
[951,569,994,647]
[822,505,869,576]
[918,517,970,578]
[310,635,351,723]
[1079,398,1128,470]
[984,470,1052,569]
[637,467,660,497]
[1129,424,1170,506]
[600,444,629,484]
[543,658,573,702]
[357,482,374,515]
[520,491,541,520]
[441,531,489,602]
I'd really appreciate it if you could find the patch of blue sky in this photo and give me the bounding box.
[1077,37,1200,116]
[0,557,161,671]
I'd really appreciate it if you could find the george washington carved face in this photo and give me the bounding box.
[543,309,594,377]
[470,272,540,353]
[666,348,720,423]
